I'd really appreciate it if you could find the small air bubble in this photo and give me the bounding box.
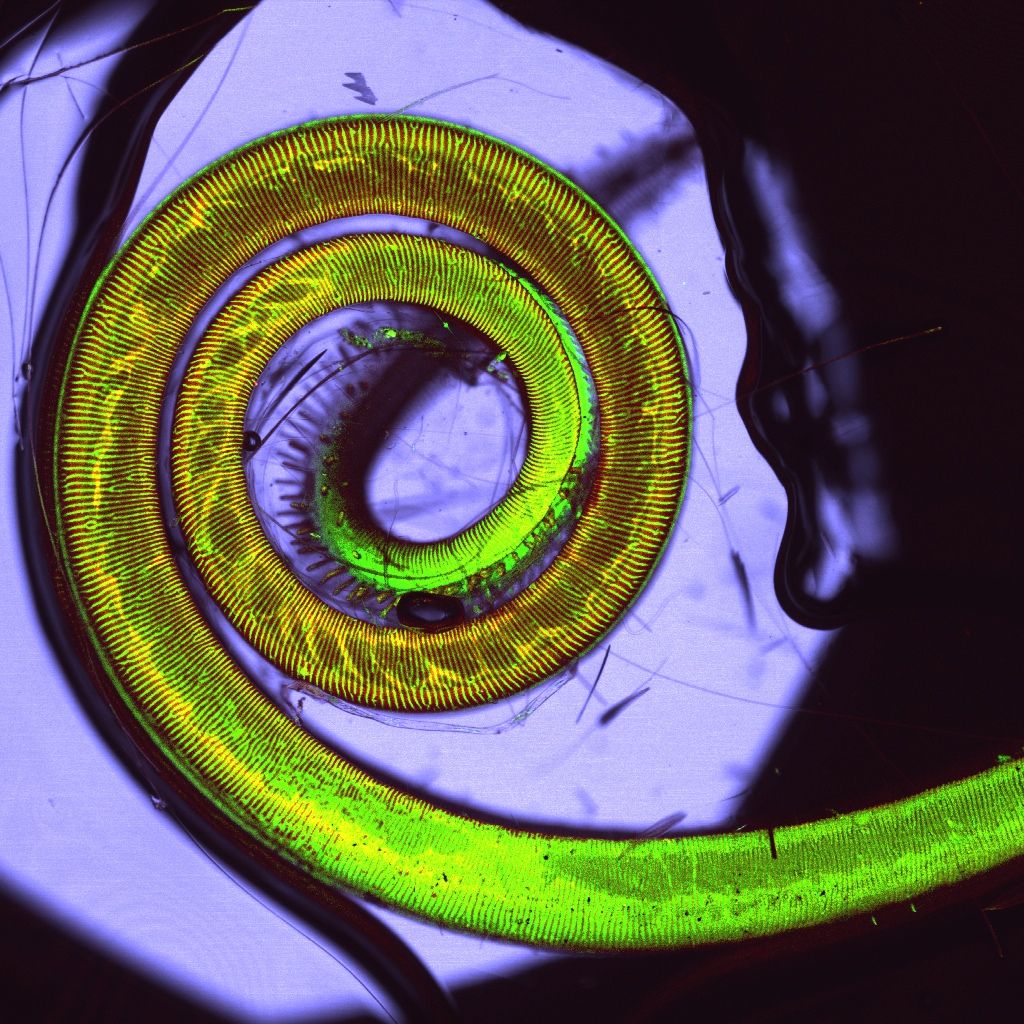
[396,592,465,631]
[242,430,262,453]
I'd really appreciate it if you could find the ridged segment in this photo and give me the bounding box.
[52,115,1023,951]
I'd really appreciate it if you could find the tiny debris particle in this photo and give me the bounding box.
[730,549,755,627]
[598,684,650,726]
[576,646,610,724]
[343,72,377,106]
[639,812,688,839]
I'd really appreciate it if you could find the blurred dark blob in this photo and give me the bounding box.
[1,882,231,1024]
[489,0,1024,1019]
[495,0,1024,626]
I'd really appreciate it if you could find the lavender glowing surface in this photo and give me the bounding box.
[0,0,845,1016]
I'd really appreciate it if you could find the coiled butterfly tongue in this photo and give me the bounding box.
[47,112,1021,952]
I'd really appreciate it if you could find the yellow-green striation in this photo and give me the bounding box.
[53,115,1024,950]
[173,233,601,708]
[313,252,599,602]
[118,112,690,712]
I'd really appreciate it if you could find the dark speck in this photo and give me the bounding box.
[598,685,651,726]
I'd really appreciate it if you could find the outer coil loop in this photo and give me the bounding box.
[174,232,605,710]
[50,115,1024,951]
[135,113,687,713]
